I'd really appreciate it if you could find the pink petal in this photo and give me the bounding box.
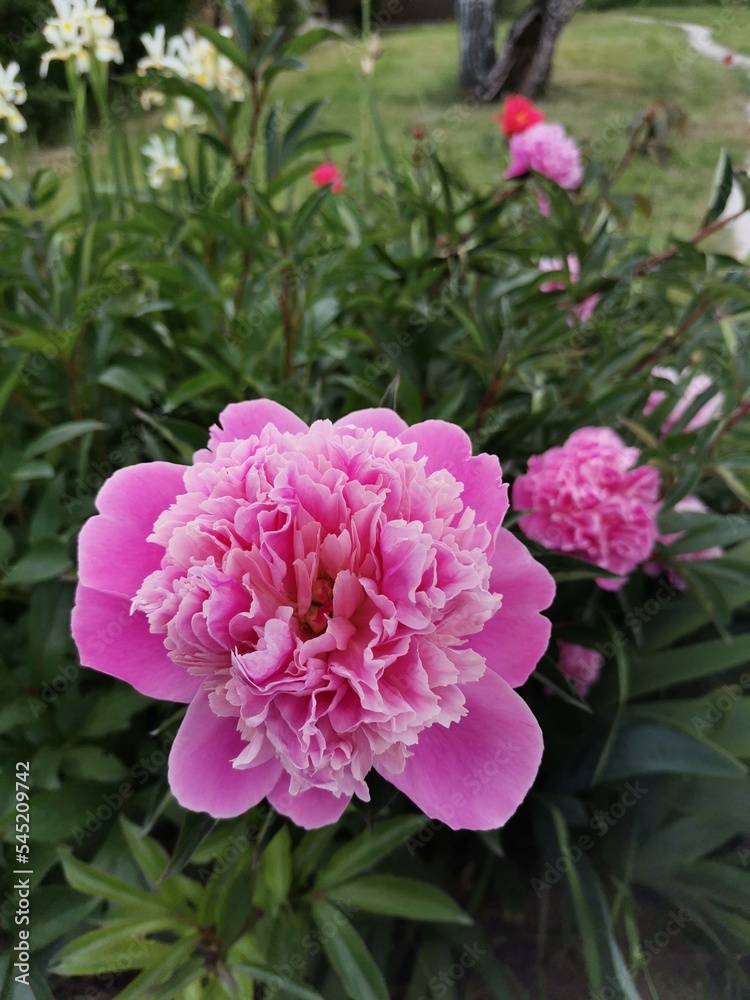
[268,776,352,828]
[334,407,409,437]
[377,669,543,830]
[399,421,508,539]
[78,514,165,600]
[95,461,187,533]
[71,585,200,702]
[468,528,554,687]
[168,692,283,818]
[208,400,308,449]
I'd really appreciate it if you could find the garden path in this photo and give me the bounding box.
[626,15,750,260]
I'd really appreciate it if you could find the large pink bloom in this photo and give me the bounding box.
[504,122,583,190]
[644,495,723,591]
[644,366,723,436]
[512,427,662,591]
[72,402,555,830]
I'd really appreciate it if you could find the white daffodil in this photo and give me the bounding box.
[142,134,186,189]
[0,62,27,106]
[41,0,123,78]
[163,97,207,135]
[0,94,27,133]
[0,131,13,178]
[137,25,246,101]
[139,88,166,111]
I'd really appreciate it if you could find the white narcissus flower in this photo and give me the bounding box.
[142,134,186,189]
[137,25,246,102]
[0,62,27,106]
[41,0,123,78]
[0,133,13,178]
[140,88,166,111]
[163,97,207,135]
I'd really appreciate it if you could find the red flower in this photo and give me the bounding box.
[310,162,344,194]
[495,95,545,138]
[722,52,734,65]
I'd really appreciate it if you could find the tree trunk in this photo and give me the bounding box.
[456,0,497,91]
[476,0,584,102]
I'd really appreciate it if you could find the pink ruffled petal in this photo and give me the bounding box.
[208,400,308,449]
[268,776,351,828]
[377,669,543,830]
[334,408,409,437]
[71,585,200,703]
[468,528,554,687]
[398,420,508,538]
[168,692,283,818]
[78,514,165,600]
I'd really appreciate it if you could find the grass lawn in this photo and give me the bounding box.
[644,4,750,52]
[275,7,750,249]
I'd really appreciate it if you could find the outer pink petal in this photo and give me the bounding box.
[71,585,200,703]
[468,528,555,687]
[398,420,508,539]
[377,669,543,830]
[78,514,165,600]
[95,461,187,531]
[334,408,409,437]
[268,776,352,829]
[168,693,283,818]
[208,400,308,449]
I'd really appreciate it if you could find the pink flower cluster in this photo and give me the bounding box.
[644,366,723,435]
[644,495,723,590]
[72,402,555,830]
[512,427,662,591]
[310,162,344,194]
[539,255,601,324]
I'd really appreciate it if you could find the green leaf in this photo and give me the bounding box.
[98,365,152,405]
[631,634,750,698]
[323,875,472,924]
[23,420,107,460]
[59,852,169,913]
[194,24,252,75]
[62,746,128,783]
[108,933,201,1000]
[315,815,427,888]
[284,27,342,57]
[120,818,169,885]
[702,148,735,226]
[591,719,746,786]
[311,900,388,1000]
[162,810,217,879]
[50,920,181,976]
[230,966,325,1000]
[3,540,72,587]
[258,824,292,908]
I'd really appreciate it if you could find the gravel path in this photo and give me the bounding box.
[625,15,750,260]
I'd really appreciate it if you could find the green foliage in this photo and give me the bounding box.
[0,3,749,998]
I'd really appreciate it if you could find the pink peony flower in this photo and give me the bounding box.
[512,427,662,591]
[310,161,344,193]
[504,122,583,191]
[557,641,603,697]
[644,366,723,436]
[72,402,555,830]
[539,255,601,324]
[496,95,545,138]
[644,495,723,591]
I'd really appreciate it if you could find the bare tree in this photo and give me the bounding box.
[457,0,584,102]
